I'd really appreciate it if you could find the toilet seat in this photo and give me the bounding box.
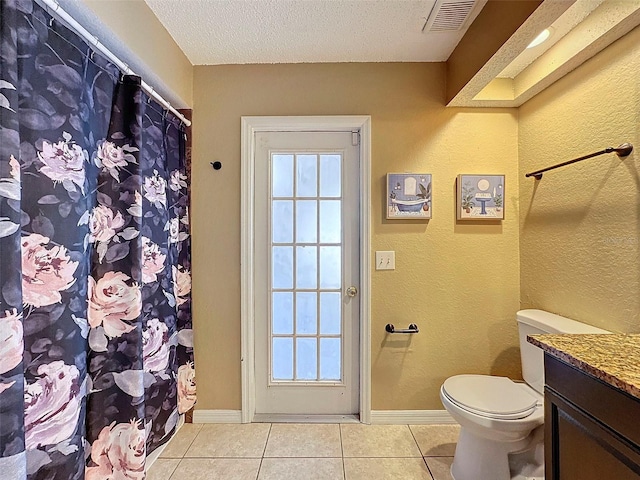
[442,375,539,420]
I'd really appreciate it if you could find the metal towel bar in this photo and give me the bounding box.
[525,143,633,180]
[385,323,419,334]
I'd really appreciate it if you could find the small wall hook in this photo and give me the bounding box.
[210,161,222,170]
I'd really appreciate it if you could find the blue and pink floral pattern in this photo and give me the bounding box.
[0,1,194,478]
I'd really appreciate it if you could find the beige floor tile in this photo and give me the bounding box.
[160,423,204,458]
[170,458,261,479]
[258,457,344,479]
[425,457,454,480]
[409,425,460,456]
[146,458,180,480]
[341,424,422,458]
[185,423,271,458]
[344,458,433,480]
[264,424,342,458]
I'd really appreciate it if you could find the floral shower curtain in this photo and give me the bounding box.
[0,1,195,479]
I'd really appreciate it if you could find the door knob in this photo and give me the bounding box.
[346,286,358,297]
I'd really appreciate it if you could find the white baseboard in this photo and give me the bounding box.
[192,409,454,425]
[193,409,243,423]
[370,410,456,425]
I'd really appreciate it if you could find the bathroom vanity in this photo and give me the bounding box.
[528,334,640,480]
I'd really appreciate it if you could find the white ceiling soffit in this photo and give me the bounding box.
[144,0,486,65]
[497,0,606,79]
[449,0,640,108]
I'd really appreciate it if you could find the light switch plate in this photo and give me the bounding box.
[375,251,395,270]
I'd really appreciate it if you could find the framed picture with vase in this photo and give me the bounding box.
[456,174,505,220]
[386,173,432,219]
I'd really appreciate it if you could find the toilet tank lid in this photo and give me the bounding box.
[516,309,610,334]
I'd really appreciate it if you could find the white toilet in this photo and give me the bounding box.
[440,309,609,480]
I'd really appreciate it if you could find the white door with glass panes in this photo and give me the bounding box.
[254,131,360,416]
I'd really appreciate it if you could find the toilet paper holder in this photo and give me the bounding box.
[385,323,419,334]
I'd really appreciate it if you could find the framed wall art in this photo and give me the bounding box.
[386,173,432,220]
[457,174,505,220]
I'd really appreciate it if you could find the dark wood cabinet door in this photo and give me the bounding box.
[544,355,640,480]
[546,389,640,479]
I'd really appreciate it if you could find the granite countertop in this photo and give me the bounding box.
[528,333,640,400]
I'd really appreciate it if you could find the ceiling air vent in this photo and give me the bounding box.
[424,0,477,32]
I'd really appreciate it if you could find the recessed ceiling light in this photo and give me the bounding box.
[527,28,552,49]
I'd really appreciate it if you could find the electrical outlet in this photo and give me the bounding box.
[375,251,395,270]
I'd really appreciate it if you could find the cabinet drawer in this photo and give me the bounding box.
[545,354,640,448]
[545,387,640,479]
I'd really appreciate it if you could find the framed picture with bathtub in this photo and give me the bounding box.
[386,173,432,219]
[457,174,505,220]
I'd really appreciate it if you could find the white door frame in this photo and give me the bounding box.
[241,116,371,424]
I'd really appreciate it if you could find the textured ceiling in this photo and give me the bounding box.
[144,0,485,65]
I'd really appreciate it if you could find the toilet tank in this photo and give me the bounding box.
[517,309,610,394]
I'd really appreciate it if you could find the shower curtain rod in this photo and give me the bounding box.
[38,0,192,127]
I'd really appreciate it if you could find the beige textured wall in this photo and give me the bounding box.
[82,0,193,106]
[519,26,640,333]
[192,63,522,411]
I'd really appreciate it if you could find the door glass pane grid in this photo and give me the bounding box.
[270,152,343,383]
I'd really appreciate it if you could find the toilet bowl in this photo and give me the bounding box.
[440,375,544,480]
[440,310,610,480]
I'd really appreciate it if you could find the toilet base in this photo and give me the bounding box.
[450,427,543,480]
[509,439,544,480]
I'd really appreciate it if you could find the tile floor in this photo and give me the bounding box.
[148,423,459,480]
